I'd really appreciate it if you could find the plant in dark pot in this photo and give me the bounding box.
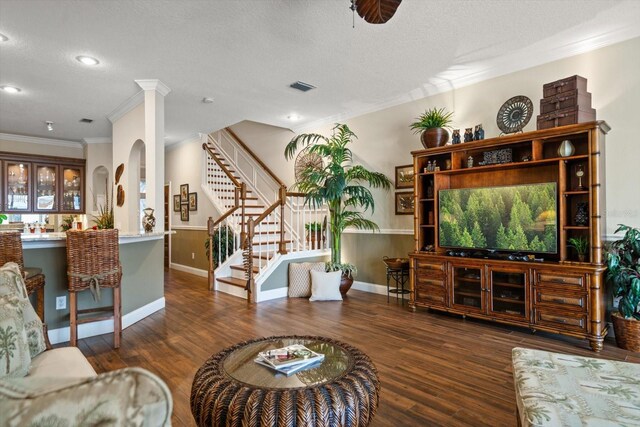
[205,225,236,268]
[606,224,640,351]
[305,220,326,250]
[568,236,589,262]
[285,124,391,296]
[410,107,453,149]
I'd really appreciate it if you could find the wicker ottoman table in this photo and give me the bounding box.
[190,335,379,427]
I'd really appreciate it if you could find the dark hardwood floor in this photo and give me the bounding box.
[78,269,639,426]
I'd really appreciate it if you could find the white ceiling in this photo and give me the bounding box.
[1,0,639,145]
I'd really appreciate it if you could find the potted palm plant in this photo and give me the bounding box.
[606,224,640,351]
[410,107,453,149]
[285,124,391,296]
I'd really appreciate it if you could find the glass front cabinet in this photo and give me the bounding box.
[1,154,85,214]
[449,262,529,322]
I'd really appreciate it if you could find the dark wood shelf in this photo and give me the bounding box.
[421,224,435,228]
[492,281,525,289]
[455,276,481,283]
[564,226,589,230]
[454,291,481,298]
[493,296,525,304]
[564,190,589,196]
[419,198,434,202]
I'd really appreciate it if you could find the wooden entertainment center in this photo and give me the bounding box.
[409,121,609,351]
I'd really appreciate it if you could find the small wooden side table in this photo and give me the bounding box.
[385,265,410,304]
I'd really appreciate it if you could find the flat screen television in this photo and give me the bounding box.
[438,182,557,254]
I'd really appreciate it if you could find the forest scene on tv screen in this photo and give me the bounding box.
[439,183,557,253]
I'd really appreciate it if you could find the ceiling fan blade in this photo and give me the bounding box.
[355,0,402,24]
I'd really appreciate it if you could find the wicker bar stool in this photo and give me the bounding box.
[0,230,46,321]
[66,229,122,348]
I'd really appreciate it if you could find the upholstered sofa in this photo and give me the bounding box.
[512,347,640,427]
[0,262,172,426]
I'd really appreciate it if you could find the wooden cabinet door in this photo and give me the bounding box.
[487,266,529,322]
[449,263,485,313]
[60,165,84,213]
[34,164,58,212]
[4,160,32,212]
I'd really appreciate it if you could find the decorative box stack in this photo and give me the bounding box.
[536,75,596,130]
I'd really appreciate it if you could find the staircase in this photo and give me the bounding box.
[202,128,328,302]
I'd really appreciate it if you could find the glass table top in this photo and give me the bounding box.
[222,337,352,389]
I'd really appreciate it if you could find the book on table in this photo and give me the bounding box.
[254,356,323,376]
[255,344,324,375]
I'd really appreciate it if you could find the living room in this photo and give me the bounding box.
[1,1,640,426]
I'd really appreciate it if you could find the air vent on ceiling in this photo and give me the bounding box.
[289,81,316,92]
[80,118,93,123]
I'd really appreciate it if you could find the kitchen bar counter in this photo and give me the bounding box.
[22,231,167,344]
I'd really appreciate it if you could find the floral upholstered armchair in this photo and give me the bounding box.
[0,262,172,426]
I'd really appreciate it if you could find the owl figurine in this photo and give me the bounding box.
[464,128,474,143]
[452,129,461,144]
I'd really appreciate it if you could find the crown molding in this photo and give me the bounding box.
[0,132,83,149]
[107,90,144,124]
[294,26,640,133]
[135,79,171,96]
[82,137,111,145]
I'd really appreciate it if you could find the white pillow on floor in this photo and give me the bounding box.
[309,270,343,301]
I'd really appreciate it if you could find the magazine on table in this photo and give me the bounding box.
[254,356,323,376]
[257,344,325,369]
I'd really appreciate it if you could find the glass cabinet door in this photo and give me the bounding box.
[34,164,57,211]
[5,162,30,211]
[61,166,83,212]
[451,266,484,311]
[489,268,527,319]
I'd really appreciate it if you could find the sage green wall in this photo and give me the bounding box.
[261,255,329,291]
[171,229,209,270]
[342,233,414,285]
[24,239,164,330]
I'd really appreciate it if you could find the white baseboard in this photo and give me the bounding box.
[48,297,166,345]
[257,287,288,302]
[170,262,208,278]
[352,280,388,296]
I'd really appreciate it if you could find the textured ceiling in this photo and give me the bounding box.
[0,0,639,144]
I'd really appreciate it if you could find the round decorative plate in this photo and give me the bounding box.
[294,147,323,182]
[496,96,533,134]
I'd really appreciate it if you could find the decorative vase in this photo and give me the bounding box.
[611,312,640,352]
[340,274,354,297]
[142,208,156,233]
[574,202,588,226]
[421,128,449,149]
[557,139,575,157]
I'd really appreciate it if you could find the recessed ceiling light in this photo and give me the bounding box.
[0,34,8,42]
[76,55,100,66]
[0,85,21,93]
[202,97,214,104]
[287,114,301,121]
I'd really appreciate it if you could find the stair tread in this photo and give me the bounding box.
[231,264,259,273]
[217,277,248,288]
[253,239,292,246]
[252,252,276,259]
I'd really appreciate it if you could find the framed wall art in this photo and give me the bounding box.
[395,191,414,215]
[180,204,190,221]
[173,195,181,212]
[180,183,189,203]
[188,192,198,211]
[395,165,414,189]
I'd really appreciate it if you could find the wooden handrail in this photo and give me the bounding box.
[203,140,242,188]
[224,127,286,188]
[252,199,280,226]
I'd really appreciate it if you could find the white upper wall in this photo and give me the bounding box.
[165,136,217,228]
[0,136,84,159]
[228,36,640,235]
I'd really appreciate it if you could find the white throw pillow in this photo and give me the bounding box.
[309,270,343,301]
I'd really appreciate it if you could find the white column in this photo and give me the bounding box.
[135,79,171,233]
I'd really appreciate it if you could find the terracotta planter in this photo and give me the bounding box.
[421,128,449,149]
[340,274,354,297]
[611,312,640,352]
